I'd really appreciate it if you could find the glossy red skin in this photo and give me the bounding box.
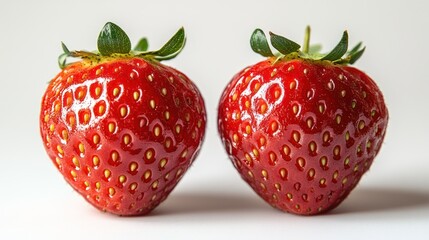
[40,58,206,216]
[218,59,388,215]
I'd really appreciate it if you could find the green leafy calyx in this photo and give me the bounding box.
[250,26,365,65]
[59,22,186,69]
[98,22,132,56]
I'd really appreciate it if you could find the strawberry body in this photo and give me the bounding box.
[40,23,205,215]
[218,58,387,215]
[41,58,206,215]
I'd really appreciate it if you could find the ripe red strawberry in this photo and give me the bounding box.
[40,22,206,216]
[217,27,388,215]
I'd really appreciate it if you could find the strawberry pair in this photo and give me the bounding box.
[40,23,388,216]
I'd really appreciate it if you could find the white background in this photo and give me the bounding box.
[1,0,429,239]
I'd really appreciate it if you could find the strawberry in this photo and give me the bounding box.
[217,27,388,215]
[40,22,206,216]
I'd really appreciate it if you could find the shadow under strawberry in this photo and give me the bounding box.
[150,190,270,216]
[332,186,429,215]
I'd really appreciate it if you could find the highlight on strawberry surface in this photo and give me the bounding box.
[40,22,206,216]
[217,26,388,215]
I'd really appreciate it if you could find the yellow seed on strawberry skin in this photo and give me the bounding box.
[307,118,314,129]
[292,104,299,114]
[309,141,316,152]
[270,121,278,132]
[130,183,137,191]
[147,74,154,82]
[78,143,85,154]
[152,180,159,189]
[297,157,305,168]
[95,86,101,96]
[83,113,90,123]
[280,168,287,179]
[61,130,68,141]
[129,162,138,172]
[72,157,80,168]
[175,125,181,134]
[108,187,115,196]
[70,170,77,179]
[57,145,64,155]
[262,170,268,179]
[108,122,116,133]
[333,171,339,180]
[154,126,161,137]
[119,175,126,183]
[283,145,290,156]
[161,88,167,96]
[320,156,327,167]
[359,120,365,130]
[245,100,250,108]
[144,170,151,180]
[120,107,127,117]
[336,114,342,124]
[111,151,119,162]
[123,134,131,145]
[246,125,251,134]
[293,131,300,142]
[98,104,105,115]
[149,100,156,109]
[133,91,139,100]
[269,152,276,162]
[334,146,340,156]
[181,149,188,158]
[113,88,120,97]
[146,149,154,160]
[245,153,252,162]
[308,168,315,179]
[92,155,100,167]
[159,158,167,169]
[271,68,277,77]
[104,169,111,179]
[252,148,259,157]
[233,133,239,143]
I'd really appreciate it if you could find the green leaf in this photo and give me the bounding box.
[250,29,274,57]
[58,42,71,69]
[134,38,149,52]
[321,31,348,61]
[97,22,131,56]
[58,53,68,69]
[153,27,185,57]
[154,38,186,61]
[348,42,362,56]
[349,47,365,64]
[269,31,301,56]
[61,42,71,54]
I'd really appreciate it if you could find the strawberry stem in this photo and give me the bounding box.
[302,26,311,54]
